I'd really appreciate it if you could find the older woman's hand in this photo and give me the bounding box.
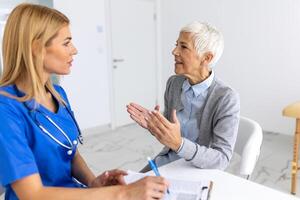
[146,109,182,151]
[126,103,159,129]
[89,169,128,187]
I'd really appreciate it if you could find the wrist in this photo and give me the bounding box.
[87,176,97,187]
[87,179,94,188]
[172,137,183,152]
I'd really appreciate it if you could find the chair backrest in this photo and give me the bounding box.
[234,116,263,178]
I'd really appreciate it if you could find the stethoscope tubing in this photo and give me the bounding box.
[13,85,83,155]
[37,114,75,150]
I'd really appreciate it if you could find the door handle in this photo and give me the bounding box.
[113,58,125,63]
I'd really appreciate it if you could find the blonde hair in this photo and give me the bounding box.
[0,3,69,104]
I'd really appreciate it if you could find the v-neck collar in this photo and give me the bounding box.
[13,85,62,115]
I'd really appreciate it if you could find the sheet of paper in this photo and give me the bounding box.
[125,171,211,200]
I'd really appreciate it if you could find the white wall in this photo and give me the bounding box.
[160,0,300,135]
[54,0,111,130]
[2,0,299,134]
[0,0,39,73]
[0,0,111,131]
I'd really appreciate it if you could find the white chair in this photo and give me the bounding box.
[233,116,263,179]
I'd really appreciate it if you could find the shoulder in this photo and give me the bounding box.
[52,84,73,108]
[166,75,185,84]
[166,75,186,90]
[0,85,23,118]
[53,84,69,101]
[212,78,239,100]
[53,84,66,95]
[0,85,19,104]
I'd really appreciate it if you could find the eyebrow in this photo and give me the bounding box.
[64,37,72,41]
[179,41,188,45]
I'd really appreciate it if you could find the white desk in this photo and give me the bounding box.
[158,159,299,200]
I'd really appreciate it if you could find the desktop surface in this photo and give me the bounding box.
[156,159,299,200]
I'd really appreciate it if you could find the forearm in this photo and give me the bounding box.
[72,150,96,186]
[30,185,126,200]
[176,138,231,170]
[12,174,128,200]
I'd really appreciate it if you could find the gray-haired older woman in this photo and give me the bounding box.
[127,21,240,172]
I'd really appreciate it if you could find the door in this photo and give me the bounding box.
[110,0,157,127]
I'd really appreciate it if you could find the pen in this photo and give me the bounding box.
[147,157,170,194]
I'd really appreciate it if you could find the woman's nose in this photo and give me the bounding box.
[72,45,78,55]
[172,47,179,56]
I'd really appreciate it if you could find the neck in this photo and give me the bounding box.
[15,76,50,102]
[187,67,211,85]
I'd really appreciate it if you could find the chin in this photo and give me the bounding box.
[57,71,71,75]
[174,68,183,75]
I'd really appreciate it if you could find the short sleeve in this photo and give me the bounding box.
[0,100,38,186]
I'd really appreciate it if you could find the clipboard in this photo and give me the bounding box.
[125,170,213,200]
[199,181,213,200]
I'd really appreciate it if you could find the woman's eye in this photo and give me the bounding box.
[181,45,187,49]
[63,42,70,47]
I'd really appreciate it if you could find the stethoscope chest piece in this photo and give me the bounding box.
[67,150,73,155]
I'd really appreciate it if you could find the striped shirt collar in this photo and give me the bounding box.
[182,70,215,97]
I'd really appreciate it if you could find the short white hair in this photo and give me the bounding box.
[180,21,224,67]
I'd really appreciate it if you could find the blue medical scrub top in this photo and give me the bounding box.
[0,85,81,200]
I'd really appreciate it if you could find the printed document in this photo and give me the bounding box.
[125,171,212,200]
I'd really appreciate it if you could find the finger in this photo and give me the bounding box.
[145,177,168,199]
[108,169,128,176]
[149,112,169,138]
[171,109,179,124]
[128,107,147,122]
[149,111,169,132]
[128,105,151,121]
[154,105,160,111]
[147,120,162,138]
[130,114,148,128]
[147,176,169,186]
[129,103,148,114]
[151,110,170,128]
[116,175,127,185]
[100,171,109,185]
[127,105,144,118]
[147,113,163,136]
[142,176,168,188]
[150,189,166,200]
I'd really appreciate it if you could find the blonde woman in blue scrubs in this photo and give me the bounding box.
[0,3,168,200]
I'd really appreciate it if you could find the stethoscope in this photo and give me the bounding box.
[14,85,83,156]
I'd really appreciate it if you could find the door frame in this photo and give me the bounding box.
[105,0,163,129]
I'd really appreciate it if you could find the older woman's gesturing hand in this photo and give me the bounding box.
[126,103,159,129]
[146,109,182,151]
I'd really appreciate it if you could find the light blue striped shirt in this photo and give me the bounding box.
[154,71,215,166]
[176,71,214,153]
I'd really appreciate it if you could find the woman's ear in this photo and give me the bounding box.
[31,40,43,57]
[203,52,214,65]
